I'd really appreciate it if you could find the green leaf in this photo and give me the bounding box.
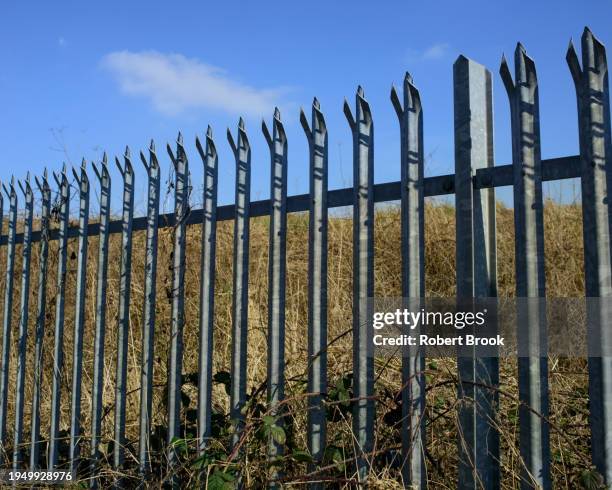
[263,415,275,426]
[191,454,208,470]
[267,455,284,468]
[580,468,605,490]
[324,445,345,472]
[270,425,286,445]
[291,450,314,463]
[207,470,236,490]
[170,436,188,454]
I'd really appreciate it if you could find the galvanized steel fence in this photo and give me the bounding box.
[0,27,608,488]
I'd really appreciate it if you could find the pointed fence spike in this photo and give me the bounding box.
[347,79,375,484]
[566,40,583,85]
[343,99,355,129]
[47,160,70,470]
[140,151,149,170]
[68,144,90,472]
[262,120,273,148]
[196,111,219,460]
[91,163,101,182]
[167,144,177,167]
[227,128,237,155]
[166,123,190,485]
[71,167,81,184]
[115,157,124,175]
[391,84,403,119]
[500,56,515,95]
[195,136,205,161]
[570,26,612,485]
[300,109,311,138]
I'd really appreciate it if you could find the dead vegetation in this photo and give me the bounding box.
[0,200,597,488]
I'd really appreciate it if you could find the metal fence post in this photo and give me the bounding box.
[166,133,189,479]
[391,73,426,488]
[48,165,70,470]
[344,86,375,482]
[227,119,251,452]
[263,109,288,484]
[500,44,550,489]
[567,27,612,484]
[30,170,50,470]
[12,175,33,469]
[69,160,90,474]
[0,177,16,456]
[300,98,328,479]
[138,141,160,475]
[90,155,111,487]
[195,127,218,453]
[113,148,135,474]
[454,56,499,489]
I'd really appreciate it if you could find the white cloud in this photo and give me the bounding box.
[101,50,289,117]
[405,43,451,63]
[422,43,449,60]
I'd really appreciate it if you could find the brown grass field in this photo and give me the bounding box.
[0,200,597,488]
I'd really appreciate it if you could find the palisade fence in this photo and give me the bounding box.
[0,27,609,488]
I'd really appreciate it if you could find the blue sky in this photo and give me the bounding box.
[0,1,610,213]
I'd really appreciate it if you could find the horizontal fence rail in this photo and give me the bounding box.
[0,26,608,490]
[0,155,581,246]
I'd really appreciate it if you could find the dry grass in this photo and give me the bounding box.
[0,200,595,488]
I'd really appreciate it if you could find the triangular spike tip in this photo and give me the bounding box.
[238,117,245,130]
[357,85,364,97]
[206,125,213,138]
